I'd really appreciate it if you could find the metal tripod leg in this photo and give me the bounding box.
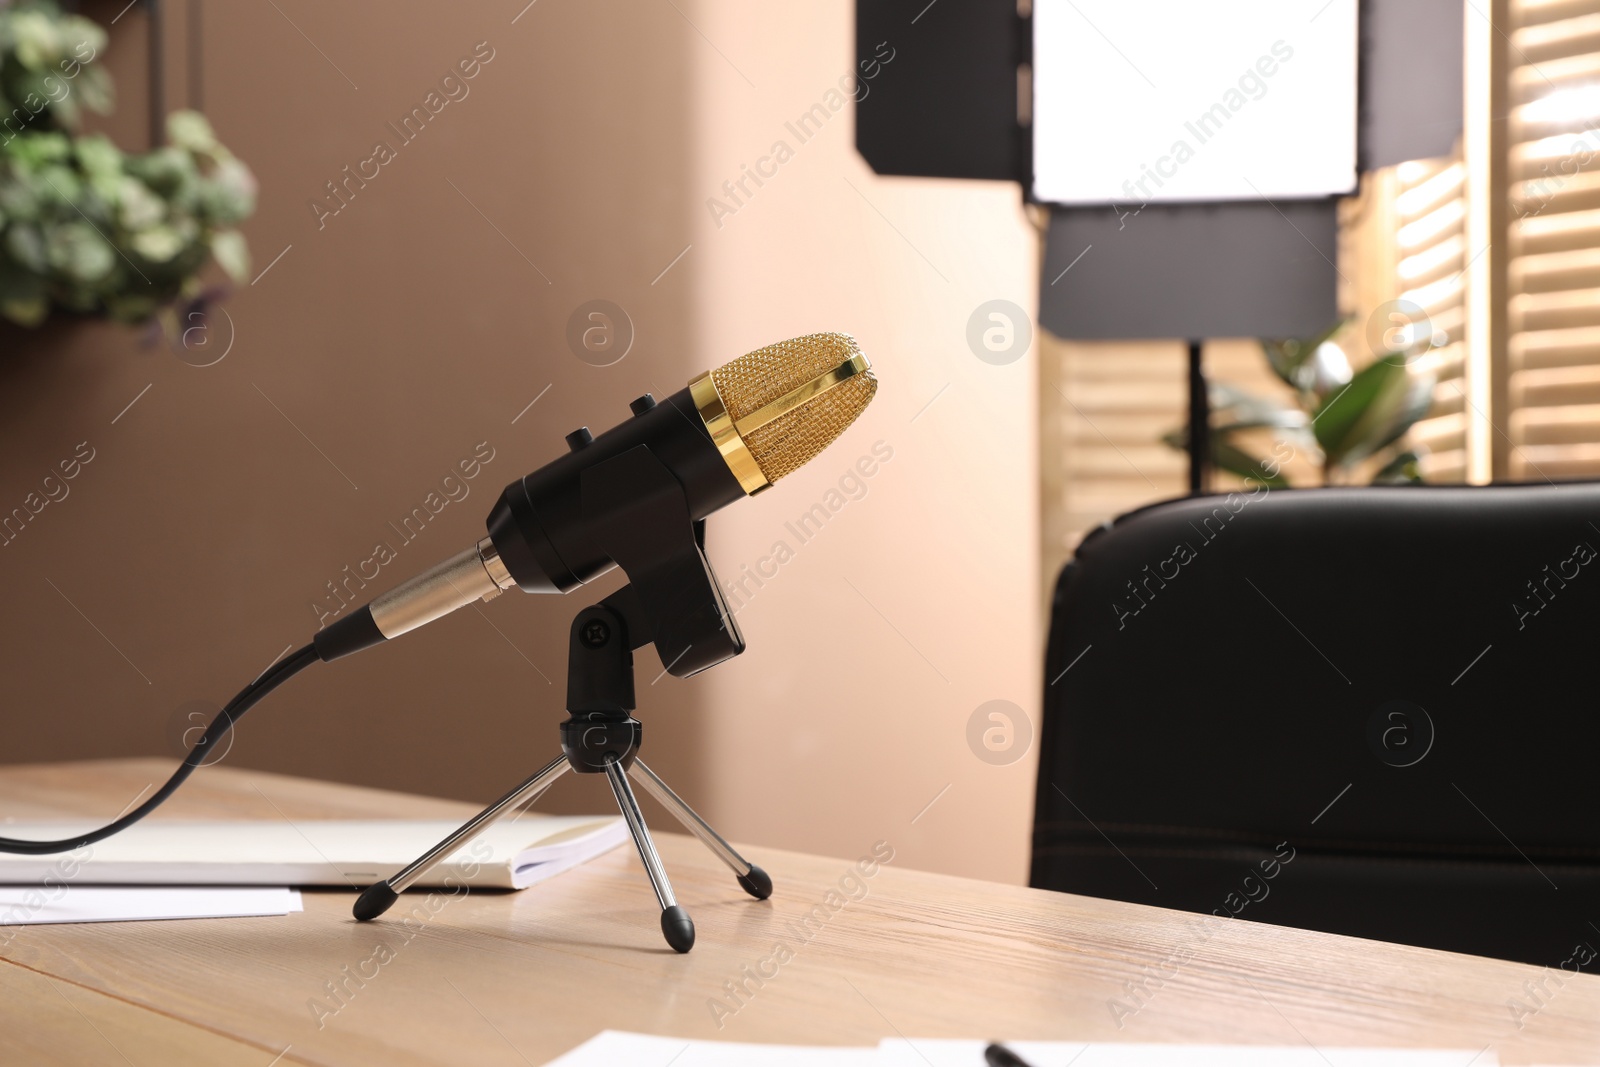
[629,759,772,900]
[352,753,571,921]
[603,757,696,953]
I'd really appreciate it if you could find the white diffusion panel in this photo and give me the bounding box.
[1032,0,1359,204]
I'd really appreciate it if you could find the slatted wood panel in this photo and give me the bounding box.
[1040,338,1308,590]
[1395,155,1472,482]
[1040,338,1178,593]
[1507,0,1600,479]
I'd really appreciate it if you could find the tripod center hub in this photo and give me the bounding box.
[561,713,642,772]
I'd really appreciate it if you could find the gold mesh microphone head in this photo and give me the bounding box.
[688,333,877,493]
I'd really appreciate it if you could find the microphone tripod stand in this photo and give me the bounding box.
[351,444,771,953]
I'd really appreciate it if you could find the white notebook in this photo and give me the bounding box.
[0,816,629,889]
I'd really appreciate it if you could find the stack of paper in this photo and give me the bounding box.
[0,817,628,889]
[0,816,628,928]
[544,1032,1498,1067]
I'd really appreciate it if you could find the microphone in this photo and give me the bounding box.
[0,332,874,858]
[312,332,877,663]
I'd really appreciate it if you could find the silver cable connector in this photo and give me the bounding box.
[368,538,518,641]
[477,536,516,595]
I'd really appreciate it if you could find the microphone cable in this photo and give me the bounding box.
[0,643,320,855]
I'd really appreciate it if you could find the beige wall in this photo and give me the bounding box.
[0,0,708,819]
[0,1,1041,883]
[684,2,1041,882]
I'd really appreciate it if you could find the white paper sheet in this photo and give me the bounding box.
[0,885,303,926]
[543,1031,879,1066]
[0,818,627,889]
[878,1040,1497,1067]
[545,1034,1497,1067]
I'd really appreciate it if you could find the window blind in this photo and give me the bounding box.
[1506,0,1600,479]
[1395,153,1472,483]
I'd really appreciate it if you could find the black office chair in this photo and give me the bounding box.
[1031,483,1600,968]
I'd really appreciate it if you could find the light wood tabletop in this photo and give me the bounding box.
[0,759,1595,1066]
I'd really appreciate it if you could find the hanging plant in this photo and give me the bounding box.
[0,0,255,333]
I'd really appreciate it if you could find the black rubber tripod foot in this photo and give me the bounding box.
[736,864,773,900]
[353,882,398,922]
[661,905,696,953]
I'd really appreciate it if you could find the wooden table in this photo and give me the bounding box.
[0,760,1595,1065]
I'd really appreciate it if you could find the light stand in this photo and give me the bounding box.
[350,443,771,953]
[1187,339,1209,494]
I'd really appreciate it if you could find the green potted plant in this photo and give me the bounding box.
[1164,319,1438,487]
[0,0,254,337]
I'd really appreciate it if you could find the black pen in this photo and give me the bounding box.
[985,1043,1039,1067]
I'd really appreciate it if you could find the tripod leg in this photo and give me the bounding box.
[628,759,772,900]
[353,754,571,921]
[603,758,695,953]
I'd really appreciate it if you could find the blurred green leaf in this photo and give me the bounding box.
[1372,449,1425,484]
[126,146,199,202]
[116,175,164,229]
[35,162,82,205]
[0,4,110,134]
[1211,436,1292,489]
[0,178,39,221]
[200,158,257,223]
[61,15,107,63]
[9,12,58,71]
[103,293,159,322]
[74,135,121,195]
[1209,381,1308,429]
[129,224,182,263]
[1261,318,1348,392]
[1,294,49,326]
[11,69,61,118]
[5,223,47,271]
[48,91,79,130]
[166,110,217,154]
[1311,358,1401,466]
[74,64,113,115]
[211,229,248,283]
[1312,357,1428,469]
[10,131,69,165]
[1365,364,1437,456]
[45,220,114,281]
[1160,424,1296,489]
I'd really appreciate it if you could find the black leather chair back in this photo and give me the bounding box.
[1032,483,1600,967]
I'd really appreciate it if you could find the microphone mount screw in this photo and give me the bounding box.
[580,620,610,648]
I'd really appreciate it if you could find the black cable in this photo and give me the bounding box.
[0,643,321,855]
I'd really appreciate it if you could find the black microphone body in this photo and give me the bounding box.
[314,333,875,664]
[488,387,741,595]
